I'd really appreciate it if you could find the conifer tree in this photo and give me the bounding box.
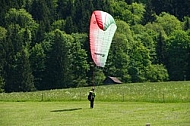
[65,16,75,34]
[4,25,35,92]
[30,0,51,31]
[13,48,35,92]
[70,33,90,87]
[156,32,167,65]
[43,29,73,89]
[30,42,46,90]
[184,17,190,31]
[143,0,156,24]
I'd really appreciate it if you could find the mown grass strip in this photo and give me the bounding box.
[0,101,190,126]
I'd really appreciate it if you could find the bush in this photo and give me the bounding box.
[145,64,169,82]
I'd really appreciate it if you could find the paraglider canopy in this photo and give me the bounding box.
[89,10,117,67]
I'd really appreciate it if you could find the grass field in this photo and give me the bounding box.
[0,81,190,125]
[0,101,190,126]
[0,81,190,102]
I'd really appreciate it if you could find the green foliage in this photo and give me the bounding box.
[145,22,166,36]
[155,31,168,64]
[57,0,71,19]
[0,76,5,93]
[2,9,37,92]
[105,20,132,82]
[132,24,156,63]
[111,1,132,23]
[142,0,156,24]
[150,0,190,20]
[93,68,105,86]
[167,30,190,80]
[145,64,169,82]
[130,2,145,25]
[43,29,73,89]
[5,8,39,31]
[51,19,65,31]
[64,16,76,34]
[0,27,7,74]
[70,33,90,87]
[1,0,190,92]
[0,26,7,39]
[129,41,151,82]
[14,48,35,92]
[115,20,133,43]
[107,32,130,81]
[156,12,182,36]
[183,16,190,31]
[30,43,46,90]
[4,47,35,92]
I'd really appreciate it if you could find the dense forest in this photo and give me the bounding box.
[0,0,190,92]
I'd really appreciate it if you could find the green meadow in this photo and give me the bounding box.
[0,81,190,126]
[0,81,189,102]
[1,101,190,126]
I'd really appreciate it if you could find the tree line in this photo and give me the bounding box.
[0,0,190,92]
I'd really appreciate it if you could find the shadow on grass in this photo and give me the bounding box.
[50,108,82,112]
